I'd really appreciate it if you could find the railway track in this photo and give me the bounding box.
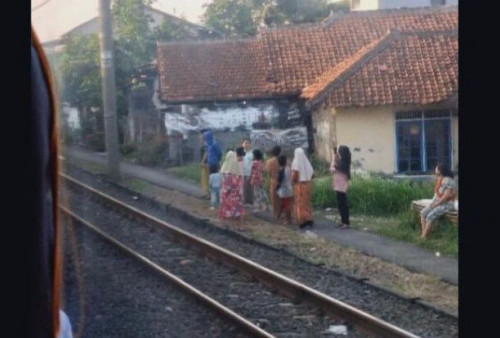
[60,173,421,337]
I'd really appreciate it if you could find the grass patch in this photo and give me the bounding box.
[313,174,433,215]
[62,157,107,174]
[168,163,201,183]
[123,177,154,194]
[342,211,458,258]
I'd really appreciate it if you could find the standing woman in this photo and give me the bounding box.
[265,145,282,219]
[420,163,456,239]
[330,145,352,229]
[291,148,315,229]
[219,151,245,228]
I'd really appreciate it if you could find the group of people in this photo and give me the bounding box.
[198,129,457,239]
[199,129,353,231]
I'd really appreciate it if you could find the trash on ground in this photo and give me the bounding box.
[304,231,318,239]
[328,325,348,335]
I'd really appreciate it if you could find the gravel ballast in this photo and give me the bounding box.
[62,165,458,337]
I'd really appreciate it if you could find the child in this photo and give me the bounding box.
[276,155,294,225]
[250,149,269,212]
[209,163,221,210]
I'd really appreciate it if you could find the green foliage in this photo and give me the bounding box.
[84,132,106,152]
[112,0,156,80]
[60,35,102,108]
[377,211,458,258]
[169,163,202,183]
[202,0,349,37]
[130,137,169,167]
[312,174,434,215]
[154,16,193,41]
[203,0,257,38]
[120,143,138,156]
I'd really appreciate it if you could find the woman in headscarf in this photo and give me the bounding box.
[291,148,315,229]
[264,145,282,219]
[219,151,245,226]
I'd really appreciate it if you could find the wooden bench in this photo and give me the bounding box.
[411,199,458,225]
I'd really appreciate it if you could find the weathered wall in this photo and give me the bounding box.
[335,106,396,173]
[329,104,459,174]
[164,100,305,164]
[312,107,336,163]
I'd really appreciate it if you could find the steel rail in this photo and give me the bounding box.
[60,205,274,338]
[61,173,420,338]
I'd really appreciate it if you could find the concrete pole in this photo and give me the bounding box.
[98,0,121,179]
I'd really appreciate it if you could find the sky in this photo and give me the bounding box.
[31,0,211,42]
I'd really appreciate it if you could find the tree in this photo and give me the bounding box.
[203,0,257,38]
[203,0,350,37]
[58,0,232,149]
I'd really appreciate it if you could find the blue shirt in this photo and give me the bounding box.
[209,172,221,189]
[243,151,253,176]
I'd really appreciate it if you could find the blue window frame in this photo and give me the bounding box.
[395,110,453,174]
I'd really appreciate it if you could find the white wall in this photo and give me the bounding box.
[63,105,80,129]
[379,0,431,9]
[164,103,279,138]
[352,0,456,10]
[351,0,379,11]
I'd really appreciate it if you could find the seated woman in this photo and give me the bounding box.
[420,163,457,239]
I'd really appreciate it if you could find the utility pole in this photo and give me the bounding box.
[98,0,121,179]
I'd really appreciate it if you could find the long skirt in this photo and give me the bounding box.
[253,185,269,212]
[269,179,281,219]
[219,174,244,219]
[293,181,313,226]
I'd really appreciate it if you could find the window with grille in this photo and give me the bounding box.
[395,110,453,173]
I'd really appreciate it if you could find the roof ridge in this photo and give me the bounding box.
[157,37,260,46]
[301,29,400,109]
[400,29,458,38]
[257,5,457,33]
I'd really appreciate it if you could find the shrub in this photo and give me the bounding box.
[312,174,433,216]
[84,132,105,152]
[134,137,168,167]
[120,143,138,156]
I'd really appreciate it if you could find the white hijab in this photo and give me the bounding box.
[291,148,314,182]
[220,151,240,176]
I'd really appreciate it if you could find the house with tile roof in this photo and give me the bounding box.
[156,6,458,174]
